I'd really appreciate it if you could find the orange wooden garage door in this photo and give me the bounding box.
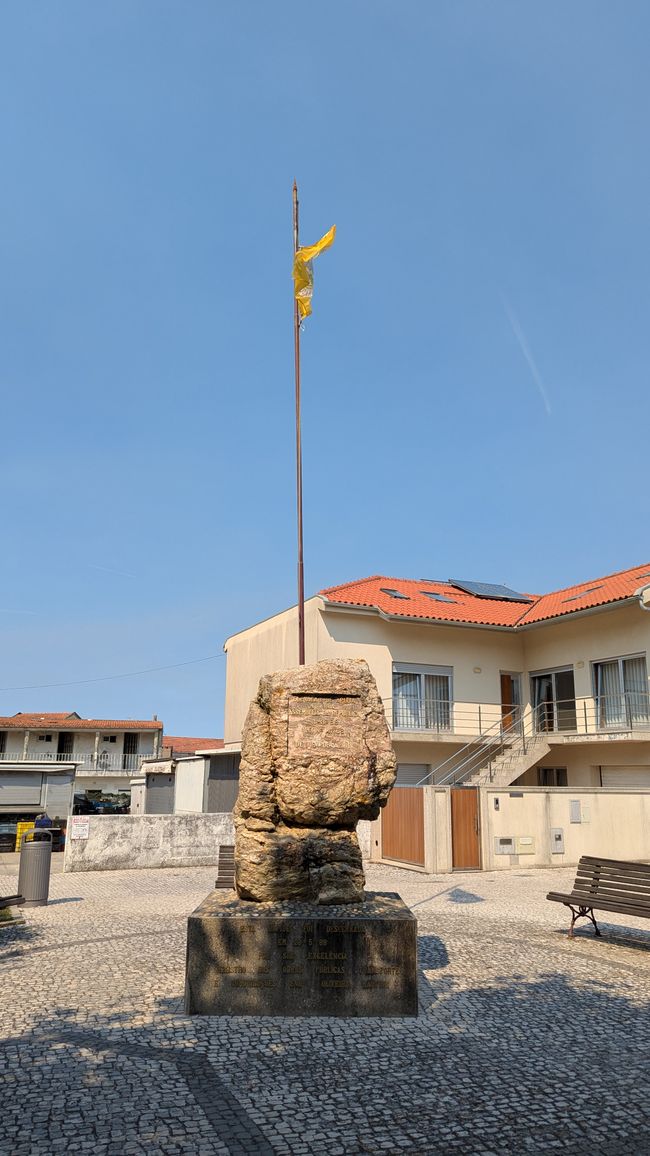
[382,787,425,866]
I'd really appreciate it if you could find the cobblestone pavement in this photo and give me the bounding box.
[2,860,650,1156]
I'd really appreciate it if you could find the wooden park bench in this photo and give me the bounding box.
[214,844,235,890]
[547,855,650,937]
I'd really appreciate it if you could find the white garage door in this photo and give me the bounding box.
[601,766,650,789]
[396,763,429,785]
[0,771,42,804]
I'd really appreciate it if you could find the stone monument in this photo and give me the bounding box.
[185,659,419,1016]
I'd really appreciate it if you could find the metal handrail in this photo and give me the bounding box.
[414,706,530,787]
[414,690,650,788]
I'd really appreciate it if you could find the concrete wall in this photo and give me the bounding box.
[480,786,650,870]
[63,813,235,872]
[3,731,25,759]
[63,813,374,872]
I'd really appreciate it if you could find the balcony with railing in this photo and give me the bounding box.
[389,696,503,736]
[0,750,148,773]
[534,692,650,736]
[387,690,650,740]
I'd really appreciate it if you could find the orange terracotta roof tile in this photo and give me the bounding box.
[0,712,162,730]
[164,736,224,755]
[319,562,650,630]
[517,561,650,625]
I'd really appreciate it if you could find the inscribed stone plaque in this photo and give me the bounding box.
[287,694,365,759]
[185,890,418,1017]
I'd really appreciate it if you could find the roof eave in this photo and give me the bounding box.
[319,598,517,632]
[517,595,639,630]
[321,594,640,631]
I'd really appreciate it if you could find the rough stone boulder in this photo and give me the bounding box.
[234,659,396,904]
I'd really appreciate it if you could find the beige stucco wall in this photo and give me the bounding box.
[224,597,526,746]
[513,741,650,788]
[374,786,650,875]
[480,787,650,870]
[224,599,321,745]
[520,602,650,710]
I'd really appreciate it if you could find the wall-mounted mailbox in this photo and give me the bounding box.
[495,836,516,855]
[515,836,535,855]
[551,828,565,854]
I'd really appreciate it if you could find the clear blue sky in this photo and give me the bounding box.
[1,2,648,735]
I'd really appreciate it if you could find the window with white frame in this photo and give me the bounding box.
[593,654,649,728]
[392,663,452,731]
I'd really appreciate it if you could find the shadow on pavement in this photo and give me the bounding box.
[1,970,649,1155]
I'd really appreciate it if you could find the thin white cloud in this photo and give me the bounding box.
[502,296,552,416]
[87,563,137,579]
[0,608,37,615]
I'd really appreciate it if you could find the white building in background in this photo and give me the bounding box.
[0,711,163,797]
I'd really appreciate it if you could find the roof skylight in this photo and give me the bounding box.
[562,586,603,603]
[380,588,410,600]
[420,591,457,604]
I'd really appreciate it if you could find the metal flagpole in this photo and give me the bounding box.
[293,180,305,665]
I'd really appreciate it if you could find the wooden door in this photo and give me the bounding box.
[450,787,480,870]
[501,674,515,730]
[382,787,425,866]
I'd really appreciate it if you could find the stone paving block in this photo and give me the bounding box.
[2,860,650,1154]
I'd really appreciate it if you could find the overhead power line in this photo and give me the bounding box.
[0,653,224,692]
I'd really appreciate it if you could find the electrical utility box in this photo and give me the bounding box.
[494,836,516,855]
[515,836,535,855]
[551,828,565,854]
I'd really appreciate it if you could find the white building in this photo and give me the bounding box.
[0,711,164,799]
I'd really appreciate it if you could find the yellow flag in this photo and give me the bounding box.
[292,225,336,320]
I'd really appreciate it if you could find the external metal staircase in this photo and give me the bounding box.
[416,706,550,789]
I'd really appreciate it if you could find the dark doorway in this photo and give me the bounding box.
[57,732,74,760]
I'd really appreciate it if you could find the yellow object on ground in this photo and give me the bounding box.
[292,225,336,320]
[16,821,34,851]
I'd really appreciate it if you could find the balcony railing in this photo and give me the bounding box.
[389,698,506,735]
[534,693,650,735]
[387,691,650,738]
[0,751,150,772]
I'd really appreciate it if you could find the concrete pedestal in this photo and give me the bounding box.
[185,890,418,1017]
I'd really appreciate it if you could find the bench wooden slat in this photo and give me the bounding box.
[215,844,236,890]
[548,891,650,910]
[578,856,650,873]
[572,883,650,897]
[575,868,650,884]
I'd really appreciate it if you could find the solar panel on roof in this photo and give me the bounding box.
[449,578,534,603]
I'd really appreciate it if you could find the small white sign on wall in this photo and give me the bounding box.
[70,816,90,841]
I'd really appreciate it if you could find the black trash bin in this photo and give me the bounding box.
[17,830,52,907]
